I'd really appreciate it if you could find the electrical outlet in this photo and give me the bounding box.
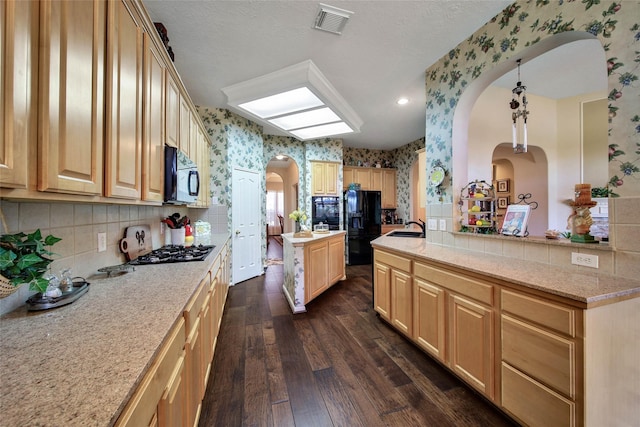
[427,219,438,231]
[439,219,447,231]
[97,232,107,252]
[571,252,598,268]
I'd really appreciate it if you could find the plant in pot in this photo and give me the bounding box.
[0,229,61,298]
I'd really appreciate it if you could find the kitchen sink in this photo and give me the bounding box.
[386,230,424,238]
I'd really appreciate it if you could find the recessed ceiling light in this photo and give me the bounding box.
[397,97,409,105]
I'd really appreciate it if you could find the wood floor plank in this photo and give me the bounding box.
[244,323,271,426]
[308,310,406,415]
[271,401,296,427]
[292,317,332,371]
[313,367,366,427]
[336,312,412,388]
[263,320,290,404]
[199,305,246,427]
[272,315,333,426]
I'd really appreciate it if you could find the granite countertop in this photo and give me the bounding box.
[0,234,230,427]
[372,235,640,306]
[282,230,346,245]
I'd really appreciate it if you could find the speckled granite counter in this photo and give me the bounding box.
[372,235,640,306]
[0,234,230,427]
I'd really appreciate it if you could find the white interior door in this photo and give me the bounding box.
[232,168,262,283]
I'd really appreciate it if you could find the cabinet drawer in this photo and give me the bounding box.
[184,278,209,333]
[502,314,575,398]
[501,289,575,337]
[414,262,493,305]
[502,362,575,427]
[375,250,411,272]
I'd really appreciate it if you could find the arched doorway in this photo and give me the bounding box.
[266,155,300,250]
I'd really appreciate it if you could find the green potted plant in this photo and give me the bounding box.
[0,229,61,297]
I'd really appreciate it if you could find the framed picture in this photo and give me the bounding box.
[497,196,509,209]
[501,204,531,237]
[497,179,510,193]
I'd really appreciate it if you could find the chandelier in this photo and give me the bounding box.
[510,59,529,153]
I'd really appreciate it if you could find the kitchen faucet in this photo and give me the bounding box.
[405,219,426,238]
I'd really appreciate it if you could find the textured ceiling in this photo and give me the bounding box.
[144,1,601,151]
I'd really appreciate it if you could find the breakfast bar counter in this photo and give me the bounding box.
[371,234,640,426]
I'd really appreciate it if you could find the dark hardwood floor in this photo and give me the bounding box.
[199,237,519,426]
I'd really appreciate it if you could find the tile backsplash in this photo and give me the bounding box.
[0,200,227,316]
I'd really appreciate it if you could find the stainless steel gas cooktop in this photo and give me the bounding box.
[127,244,215,265]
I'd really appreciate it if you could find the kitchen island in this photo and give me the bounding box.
[282,230,346,313]
[0,234,230,427]
[371,234,640,427]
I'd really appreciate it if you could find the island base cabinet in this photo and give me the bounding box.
[373,261,391,321]
[302,234,345,305]
[413,278,446,361]
[502,362,575,427]
[449,294,494,399]
[305,240,329,302]
[390,269,412,336]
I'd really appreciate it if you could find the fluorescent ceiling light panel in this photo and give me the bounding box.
[268,107,340,130]
[221,60,362,141]
[239,87,323,119]
[290,122,353,140]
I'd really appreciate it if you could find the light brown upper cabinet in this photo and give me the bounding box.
[311,161,339,196]
[142,31,165,202]
[343,166,397,208]
[179,96,191,157]
[382,169,397,208]
[38,0,106,195]
[165,72,180,149]
[105,0,143,199]
[0,0,37,191]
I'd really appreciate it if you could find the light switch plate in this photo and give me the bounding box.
[571,252,598,268]
[427,219,438,231]
[439,219,447,231]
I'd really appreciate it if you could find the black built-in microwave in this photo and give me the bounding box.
[164,145,200,205]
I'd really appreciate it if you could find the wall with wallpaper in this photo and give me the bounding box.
[425,0,639,203]
[423,0,639,278]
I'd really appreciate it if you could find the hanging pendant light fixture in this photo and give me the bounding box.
[510,59,529,154]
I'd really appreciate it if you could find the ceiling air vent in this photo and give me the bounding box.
[313,3,354,35]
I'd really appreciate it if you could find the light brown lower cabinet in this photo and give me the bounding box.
[373,249,411,329]
[413,277,446,361]
[413,259,494,398]
[304,234,345,304]
[116,244,229,427]
[500,289,581,427]
[372,247,640,426]
[116,318,186,427]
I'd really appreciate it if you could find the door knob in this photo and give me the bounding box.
[235,230,240,235]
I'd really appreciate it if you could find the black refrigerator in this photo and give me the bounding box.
[344,190,381,265]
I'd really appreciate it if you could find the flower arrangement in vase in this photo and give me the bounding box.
[288,209,309,236]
